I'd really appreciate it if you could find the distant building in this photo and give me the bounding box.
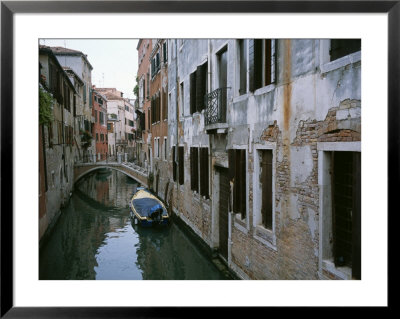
[148,39,169,197]
[51,46,95,161]
[96,88,135,161]
[92,88,108,160]
[136,39,152,170]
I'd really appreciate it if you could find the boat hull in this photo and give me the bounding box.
[129,189,169,227]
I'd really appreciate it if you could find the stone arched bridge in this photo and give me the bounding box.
[74,162,148,187]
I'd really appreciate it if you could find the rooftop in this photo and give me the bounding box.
[50,46,93,70]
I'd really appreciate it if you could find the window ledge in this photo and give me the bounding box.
[253,225,277,251]
[254,83,276,96]
[233,213,248,234]
[321,51,361,74]
[233,93,250,103]
[321,260,352,280]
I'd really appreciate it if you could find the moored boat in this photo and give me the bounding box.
[129,188,169,227]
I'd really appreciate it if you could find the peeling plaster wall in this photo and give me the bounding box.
[227,39,361,280]
[165,39,360,280]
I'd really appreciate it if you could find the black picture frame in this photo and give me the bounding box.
[1,1,395,317]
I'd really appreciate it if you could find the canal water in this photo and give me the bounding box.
[39,169,230,280]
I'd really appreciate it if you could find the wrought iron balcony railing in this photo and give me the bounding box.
[116,139,128,145]
[205,87,230,126]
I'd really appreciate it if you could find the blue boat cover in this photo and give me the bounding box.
[150,204,163,214]
[132,198,166,218]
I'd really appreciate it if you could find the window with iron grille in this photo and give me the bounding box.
[249,39,276,92]
[228,149,247,219]
[330,39,361,61]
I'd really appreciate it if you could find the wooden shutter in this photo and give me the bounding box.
[178,146,184,185]
[152,97,155,123]
[265,39,272,86]
[190,147,199,192]
[254,40,263,90]
[173,146,177,181]
[48,122,53,147]
[158,93,161,122]
[196,63,207,112]
[249,39,255,92]
[200,147,209,198]
[190,71,197,114]
[261,150,273,229]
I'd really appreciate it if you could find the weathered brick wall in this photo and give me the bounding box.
[230,99,361,280]
[168,146,213,246]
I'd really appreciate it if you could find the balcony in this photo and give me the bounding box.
[205,87,229,133]
[116,139,128,145]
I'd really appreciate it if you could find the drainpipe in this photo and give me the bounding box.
[207,39,214,248]
[175,39,179,206]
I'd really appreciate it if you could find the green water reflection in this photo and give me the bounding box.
[39,169,228,280]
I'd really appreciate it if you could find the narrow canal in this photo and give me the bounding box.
[39,169,230,280]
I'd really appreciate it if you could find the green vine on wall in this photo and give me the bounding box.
[39,87,53,126]
[81,130,93,150]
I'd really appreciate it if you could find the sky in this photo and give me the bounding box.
[40,39,139,100]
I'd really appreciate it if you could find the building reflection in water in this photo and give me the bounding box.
[39,169,229,280]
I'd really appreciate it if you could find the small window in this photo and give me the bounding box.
[249,39,276,92]
[330,39,361,61]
